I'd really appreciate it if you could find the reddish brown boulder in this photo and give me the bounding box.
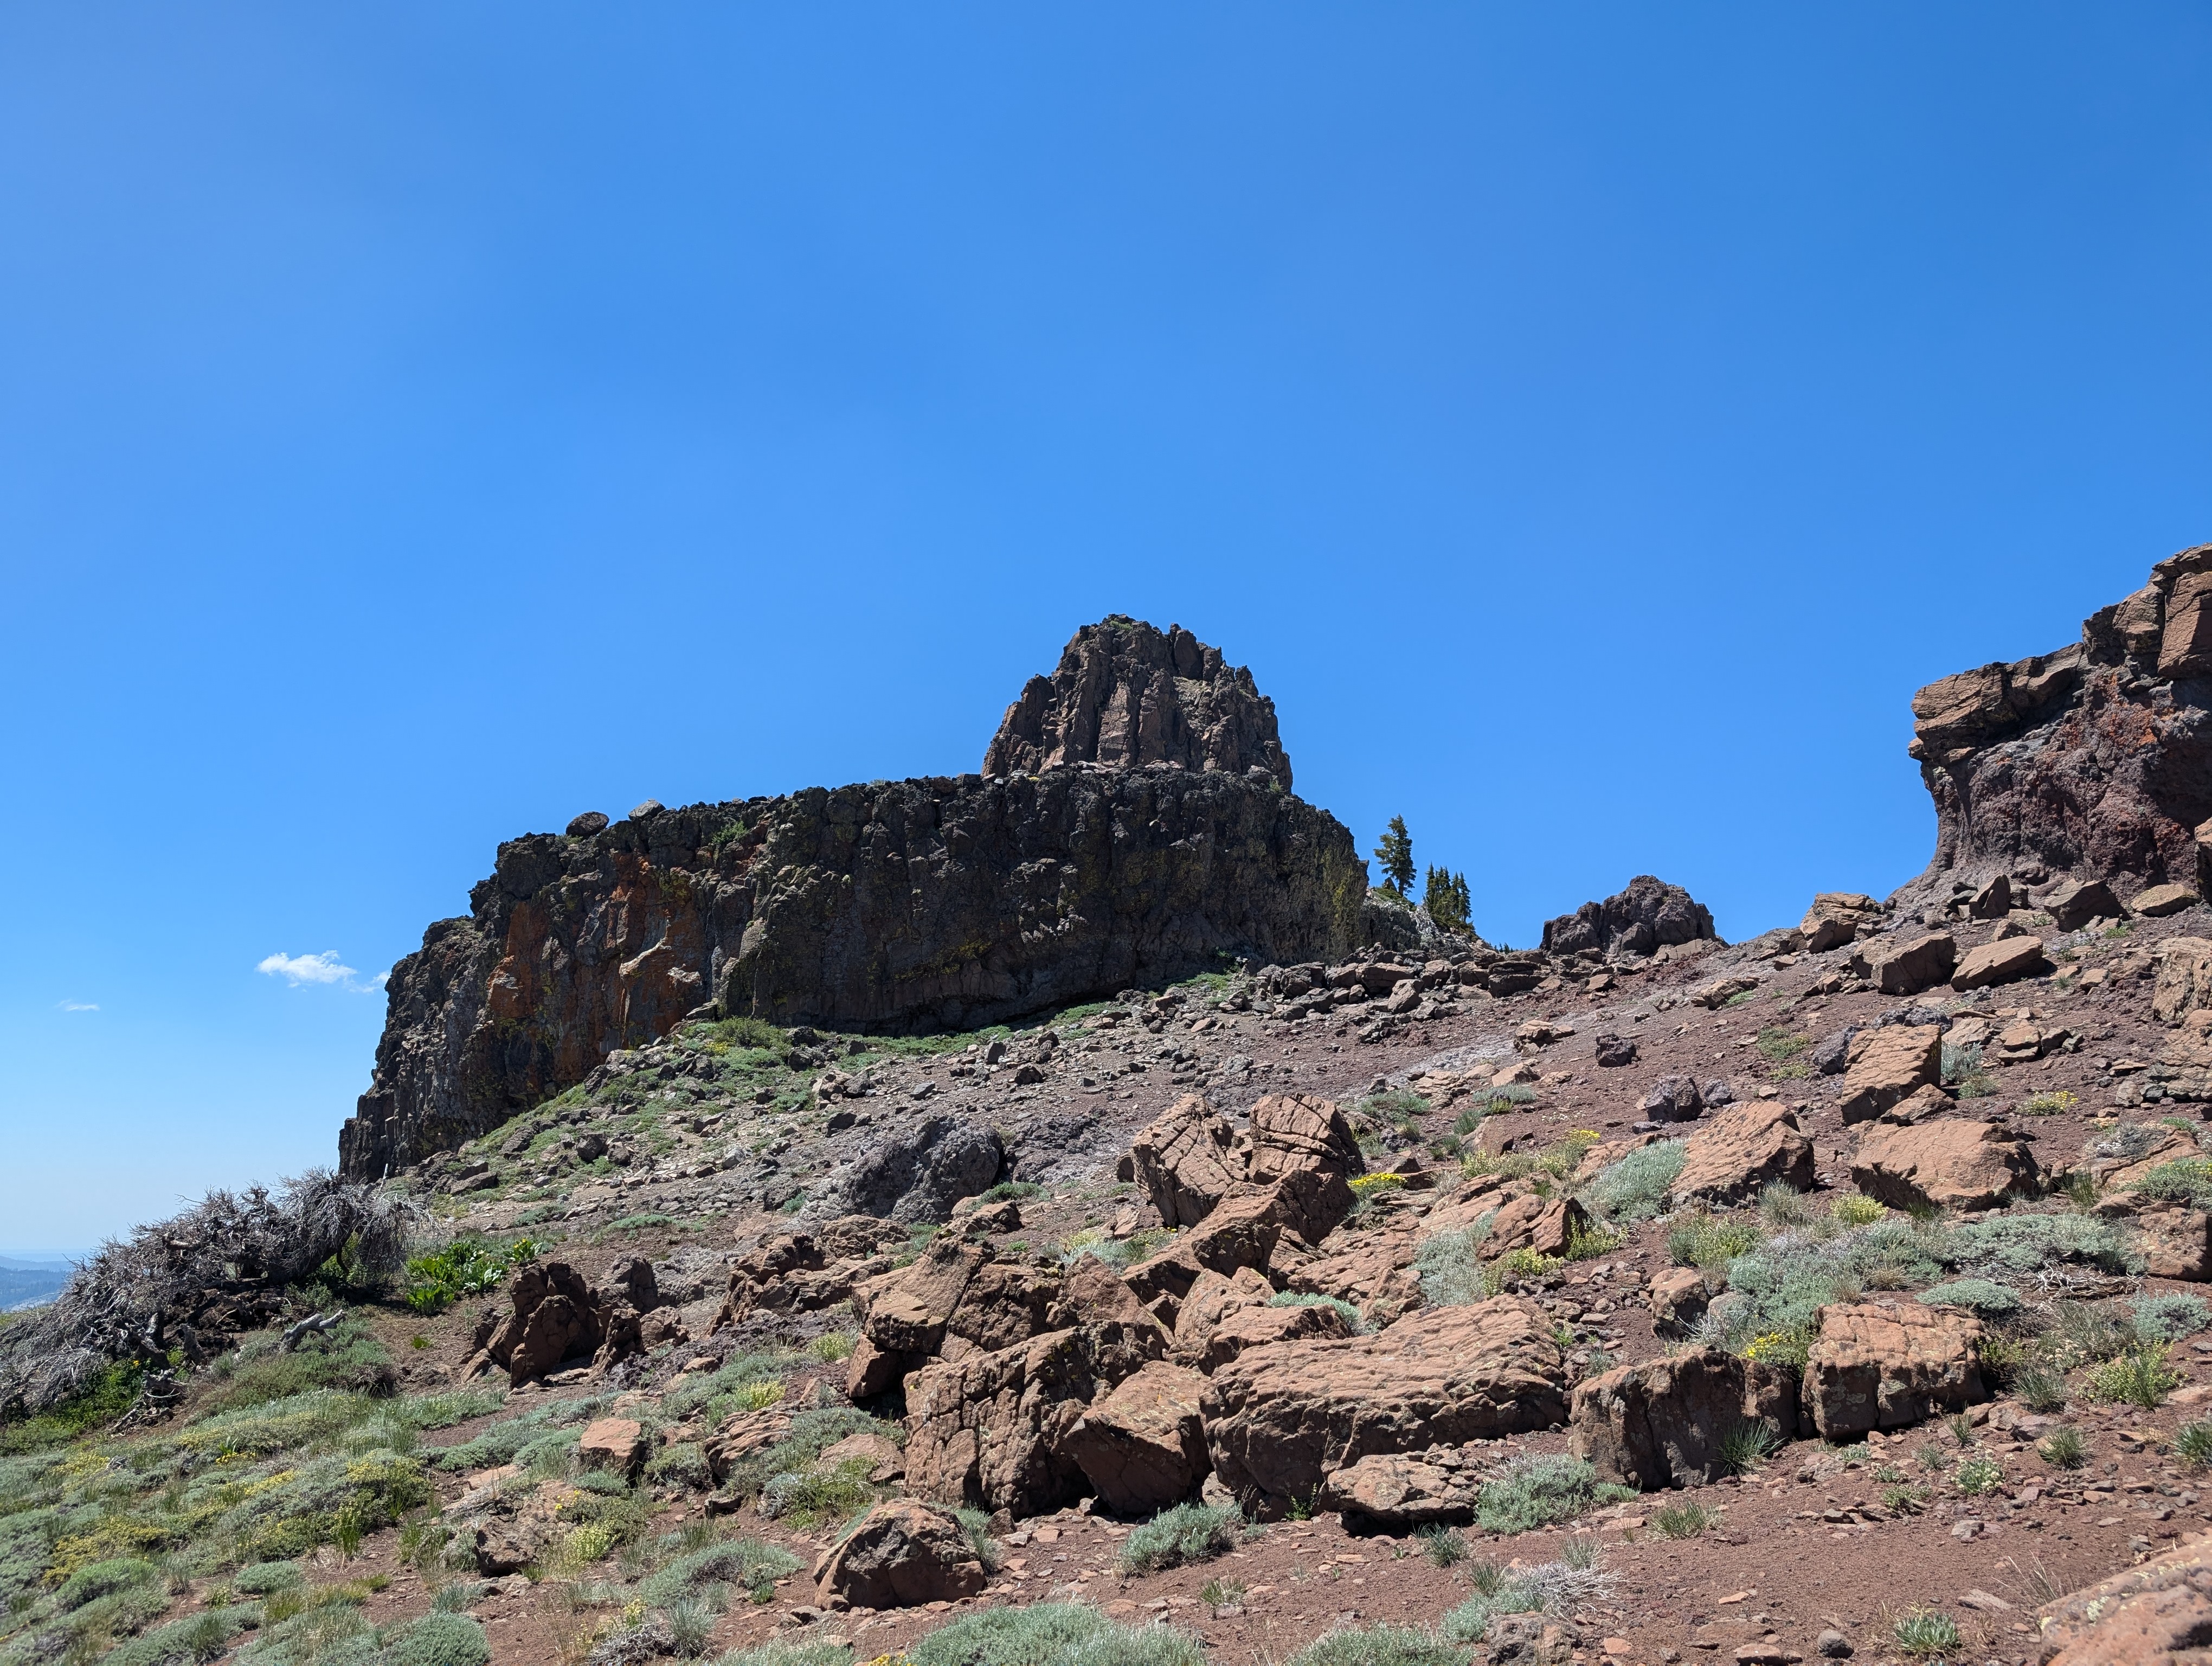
[2155,937,2212,1022]
[1121,1187,1287,1320]
[1568,1350,1798,1489]
[1476,1193,1589,1262]
[1646,1268,1709,1338]
[2030,1528,2212,1661]
[1246,1093,1365,1187]
[1838,1025,1943,1125]
[1058,1254,1163,1331]
[1171,1266,1275,1364]
[475,1261,601,1386]
[1850,1119,2040,1211]
[1951,935,2050,992]
[845,1335,911,1401]
[1315,1448,1482,1529]
[1201,1297,1568,1508]
[2098,1195,2212,1281]
[1853,932,1957,996]
[576,1417,648,1482]
[1802,893,1879,953]
[1197,1299,1352,1374]
[1669,1103,1815,1207]
[813,1500,988,1609]
[1063,1361,1211,1513]
[1801,1300,1986,1438]
[903,1320,1165,1516]
[1129,1096,1243,1228]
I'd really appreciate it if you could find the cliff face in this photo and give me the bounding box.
[983,616,1293,789]
[341,623,1365,1178]
[1908,542,2212,898]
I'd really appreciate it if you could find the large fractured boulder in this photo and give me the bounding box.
[2043,877,2121,932]
[1801,1300,1986,1438]
[1316,1448,1483,1530]
[812,1501,988,1609]
[1246,1094,1366,1188]
[1475,1193,1590,1263]
[1850,1119,2041,1211]
[1668,1103,1816,1208]
[2095,1195,2211,1281]
[1130,1097,1243,1228]
[1541,875,1717,959]
[903,1321,1166,1516]
[1568,1349,1799,1490]
[1122,1185,1295,1320]
[1837,1025,1943,1125]
[1063,1361,1211,1513]
[827,1114,1004,1223]
[1201,1297,1568,1509]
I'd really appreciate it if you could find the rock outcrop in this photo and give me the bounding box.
[1540,876,1718,960]
[983,616,1294,789]
[1201,1298,1569,1509]
[343,620,1365,1176]
[1907,542,2212,901]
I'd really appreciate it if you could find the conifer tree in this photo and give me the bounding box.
[1424,865,1472,933]
[1374,816,1414,896]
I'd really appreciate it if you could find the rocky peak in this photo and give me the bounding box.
[1541,875,1717,960]
[1907,542,2212,900]
[983,617,1293,790]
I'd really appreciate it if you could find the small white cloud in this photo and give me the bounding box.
[258,950,359,988]
[372,970,391,992]
[56,1001,98,1013]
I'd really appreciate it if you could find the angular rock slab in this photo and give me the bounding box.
[1669,1102,1815,1208]
[1201,1297,1568,1509]
[813,1500,988,1609]
[1568,1349,1798,1490]
[1850,1119,2040,1211]
[1063,1360,1210,1514]
[1837,1025,1943,1125]
[1801,1300,1985,1438]
[1316,1448,1482,1529]
[1951,935,2049,991]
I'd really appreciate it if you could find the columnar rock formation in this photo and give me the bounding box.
[983,616,1294,789]
[340,621,1364,1178]
[1909,542,2212,899]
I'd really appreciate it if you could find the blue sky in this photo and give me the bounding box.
[3,6,2208,1254]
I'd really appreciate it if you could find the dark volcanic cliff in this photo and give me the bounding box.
[341,623,1365,1177]
[1907,542,2212,898]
